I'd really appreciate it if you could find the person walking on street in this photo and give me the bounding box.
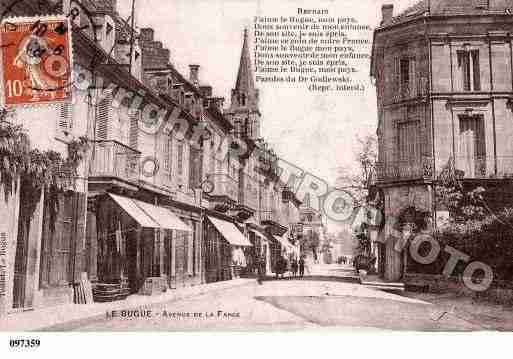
[291,258,298,278]
[299,256,305,278]
[257,256,266,285]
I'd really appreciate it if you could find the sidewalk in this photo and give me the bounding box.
[0,278,255,332]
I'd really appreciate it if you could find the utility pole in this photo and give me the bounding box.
[128,0,137,75]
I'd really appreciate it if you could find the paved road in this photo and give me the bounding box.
[65,275,483,331]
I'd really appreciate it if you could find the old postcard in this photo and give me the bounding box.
[1,0,513,345]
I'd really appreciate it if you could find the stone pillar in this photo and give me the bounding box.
[24,189,45,308]
[135,228,142,290]
[86,211,98,282]
[170,230,176,289]
[384,234,403,282]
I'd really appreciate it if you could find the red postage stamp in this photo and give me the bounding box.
[0,17,73,106]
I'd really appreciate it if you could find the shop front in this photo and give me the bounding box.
[203,216,252,283]
[91,193,191,301]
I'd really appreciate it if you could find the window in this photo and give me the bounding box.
[457,115,486,177]
[400,59,410,88]
[163,134,172,173]
[189,147,203,189]
[95,91,112,140]
[234,119,242,136]
[397,121,420,162]
[457,49,480,91]
[397,57,416,97]
[128,110,139,150]
[106,22,113,36]
[58,102,73,134]
[177,141,184,176]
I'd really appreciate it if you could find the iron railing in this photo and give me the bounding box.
[207,173,238,203]
[90,140,141,182]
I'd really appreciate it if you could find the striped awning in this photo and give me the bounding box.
[109,193,191,232]
[208,216,252,247]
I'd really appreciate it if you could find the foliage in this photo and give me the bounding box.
[0,118,88,229]
[300,230,320,260]
[432,161,513,279]
[335,134,377,204]
[353,223,371,257]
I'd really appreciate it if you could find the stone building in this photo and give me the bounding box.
[0,0,303,317]
[370,0,513,281]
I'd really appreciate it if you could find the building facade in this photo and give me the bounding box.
[0,0,302,316]
[370,0,513,281]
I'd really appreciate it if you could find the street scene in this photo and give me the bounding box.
[48,263,492,331]
[2,0,513,336]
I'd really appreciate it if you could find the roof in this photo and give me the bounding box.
[234,29,256,96]
[382,0,513,27]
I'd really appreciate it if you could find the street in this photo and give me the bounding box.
[56,265,484,331]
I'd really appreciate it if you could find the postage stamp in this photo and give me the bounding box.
[0,16,73,106]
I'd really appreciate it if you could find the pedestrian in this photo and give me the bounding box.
[299,256,305,278]
[257,256,265,285]
[282,256,289,279]
[291,258,298,278]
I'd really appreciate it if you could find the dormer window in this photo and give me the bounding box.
[134,51,140,61]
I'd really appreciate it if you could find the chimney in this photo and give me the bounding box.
[189,64,200,86]
[381,4,394,25]
[199,85,212,98]
[140,28,154,42]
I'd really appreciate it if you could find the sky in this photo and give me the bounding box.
[118,0,420,233]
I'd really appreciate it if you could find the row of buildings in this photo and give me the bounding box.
[0,0,323,315]
[370,0,513,281]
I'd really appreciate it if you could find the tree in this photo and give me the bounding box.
[335,134,377,204]
[300,230,320,260]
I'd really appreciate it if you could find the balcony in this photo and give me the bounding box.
[233,174,259,220]
[376,155,513,184]
[391,77,429,103]
[89,140,141,190]
[205,173,238,212]
[456,156,513,180]
[260,209,288,236]
[376,156,434,183]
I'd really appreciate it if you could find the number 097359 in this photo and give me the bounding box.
[9,338,40,348]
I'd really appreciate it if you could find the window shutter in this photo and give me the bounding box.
[128,111,139,150]
[59,102,73,133]
[394,57,400,96]
[0,232,7,298]
[409,58,416,97]
[163,135,170,172]
[187,226,193,276]
[95,91,112,140]
[472,50,481,91]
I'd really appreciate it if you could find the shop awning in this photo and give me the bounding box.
[134,199,191,232]
[273,235,294,250]
[208,216,252,247]
[109,193,191,232]
[251,229,267,242]
[109,193,160,228]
